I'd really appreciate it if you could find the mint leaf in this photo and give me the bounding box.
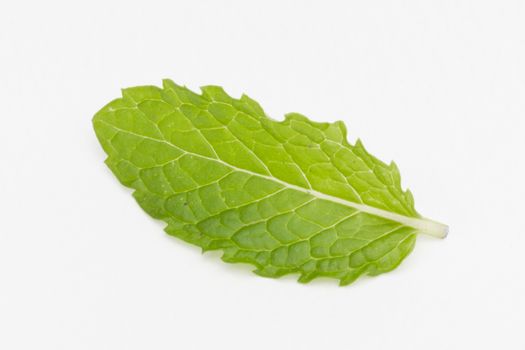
[93,79,447,285]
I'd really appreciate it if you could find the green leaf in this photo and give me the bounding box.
[93,79,447,285]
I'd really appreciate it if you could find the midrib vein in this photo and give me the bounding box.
[99,120,448,238]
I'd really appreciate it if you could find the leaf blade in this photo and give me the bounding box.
[93,80,446,285]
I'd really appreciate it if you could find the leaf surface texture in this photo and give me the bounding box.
[93,80,446,285]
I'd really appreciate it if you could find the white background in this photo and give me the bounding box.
[1,1,524,349]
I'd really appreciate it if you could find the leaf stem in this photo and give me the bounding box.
[414,218,449,239]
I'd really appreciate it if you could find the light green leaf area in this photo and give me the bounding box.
[93,79,447,285]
